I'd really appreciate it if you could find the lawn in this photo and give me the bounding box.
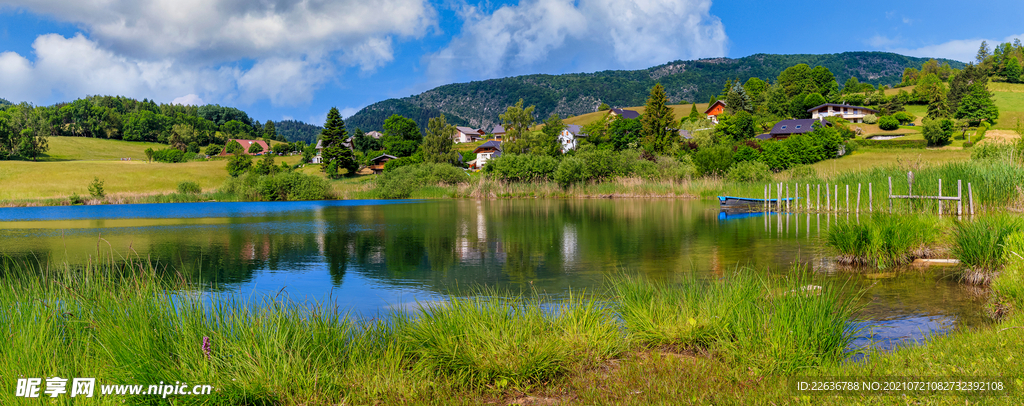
[796,147,971,179]
[993,89,1024,130]
[39,137,167,161]
[0,154,305,201]
[562,103,709,128]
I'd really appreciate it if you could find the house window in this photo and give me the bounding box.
[795,125,801,129]
[780,125,787,130]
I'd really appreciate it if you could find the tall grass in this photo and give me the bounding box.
[950,216,1024,272]
[613,270,863,375]
[825,214,938,268]
[0,256,872,403]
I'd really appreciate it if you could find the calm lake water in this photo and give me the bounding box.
[0,199,988,351]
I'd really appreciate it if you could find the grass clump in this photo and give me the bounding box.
[397,293,624,389]
[825,214,937,268]
[951,216,1024,272]
[613,270,862,375]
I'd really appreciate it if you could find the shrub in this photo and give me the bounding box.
[221,172,331,201]
[733,145,761,162]
[893,111,915,125]
[656,156,694,181]
[692,145,734,177]
[69,192,83,205]
[151,148,187,163]
[922,119,952,146]
[485,154,558,182]
[758,141,792,171]
[226,154,253,177]
[374,163,470,198]
[248,142,264,155]
[204,144,222,156]
[877,115,900,131]
[88,177,105,198]
[553,156,587,188]
[177,181,201,194]
[726,160,772,182]
[862,114,878,124]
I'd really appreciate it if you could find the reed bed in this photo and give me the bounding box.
[950,216,1024,287]
[825,214,939,268]
[0,258,864,404]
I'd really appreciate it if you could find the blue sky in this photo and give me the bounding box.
[0,0,1021,126]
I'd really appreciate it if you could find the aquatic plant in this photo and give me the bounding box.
[825,214,938,268]
[950,216,1024,273]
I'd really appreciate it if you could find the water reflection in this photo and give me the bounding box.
[0,199,989,345]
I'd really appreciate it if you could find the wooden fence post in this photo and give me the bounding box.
[888,177,893,213]
[826,183,830,211]
[796,183,800,211]
[857,184,862,213]
[806,184,810,213]
[869,183,873,212]
[786,184,790,212]
[846,184,850,213]
[957,180,963,216]
[834,185,839,214]
[938,179,942,216]
[968,183,975,215]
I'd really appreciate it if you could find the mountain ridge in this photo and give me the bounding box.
[346,52,965,132]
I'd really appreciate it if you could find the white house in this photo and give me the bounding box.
[453,127,484,143]
[558,124,587,153]
[312,137,353,164]
[470,140,502,169]
[807,103,879,123]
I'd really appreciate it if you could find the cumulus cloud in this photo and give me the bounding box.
[883,33,1024,63]
[0,0,437,107]
[424,0,727,84]
[172,94,204,106]
[0,33,328,106]
[0,0,436,68]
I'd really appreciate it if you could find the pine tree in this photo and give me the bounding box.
[926,90,950,120]
[263,120,277,140]
[320,107,356,178]
[640,83,676,155]
[1005,57,1022,84]
[976,41,991,64]
[422,114,458,164]
[688,104,700,121]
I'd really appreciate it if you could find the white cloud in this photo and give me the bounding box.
[883,33,1024,63]
[0,0,436,69]
[424,0,727,84]
[172,94,204,106]
[0,0,438,107]
[339,107,360,118]
[0,33,326,106]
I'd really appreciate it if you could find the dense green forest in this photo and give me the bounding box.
[273,120,324,144]
[346,52,965,132]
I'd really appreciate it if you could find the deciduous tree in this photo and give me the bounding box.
[422,114,458,164]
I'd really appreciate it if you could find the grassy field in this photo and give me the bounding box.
[799,147,969,178]
[563,103,709,128]
[39,137,167,161]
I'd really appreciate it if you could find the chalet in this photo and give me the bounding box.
[490,125,506,141]
[609,108,640,119]
[558,124,586,152]
[312,137,354,164]
[807,103,878,123]
[469,140,502,169]
[219,139,270,157]
[705,100,726,124]
[369,154,398,174]
[365,131,383,139]
[453,127,484,143]
[766,118,831,140]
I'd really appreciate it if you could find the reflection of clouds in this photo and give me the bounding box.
[847,315,956,361]
[562,223,577,264]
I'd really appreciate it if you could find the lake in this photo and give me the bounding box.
[0,199,988,351]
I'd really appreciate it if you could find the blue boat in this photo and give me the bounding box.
[718,195,798,208]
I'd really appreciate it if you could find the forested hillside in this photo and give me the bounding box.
[274,120,323,144]
[346,52,964,132]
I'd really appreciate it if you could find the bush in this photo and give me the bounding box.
[862,114,878,124]
[733,145,761,162]
[69,192,83,205]
[922,119,952,146]
[892,111,915,125]
[692,145,734,176]
[877,115,900,131]
[374,163,470,198]
[221,172,331,201]
[151,148,187,163]
[553,156,587,188]
[226,154,253,177]
[485,154,558,182]
[88,177,105,198]
[204,144,222,156]
[177,181,201,194]
[726,161,772,182]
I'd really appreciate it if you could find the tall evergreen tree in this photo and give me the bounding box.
[263,120,277,140]
[725,82,751,114]
[688,104,701,121]
[640,83,676,155]
[1005,57,1022,83]
[320,107,356,178]
[976,41,991,64]
[948,64,987,114]
[422,114,458,164]
[955,83,999,125]
[926,90,950,120]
